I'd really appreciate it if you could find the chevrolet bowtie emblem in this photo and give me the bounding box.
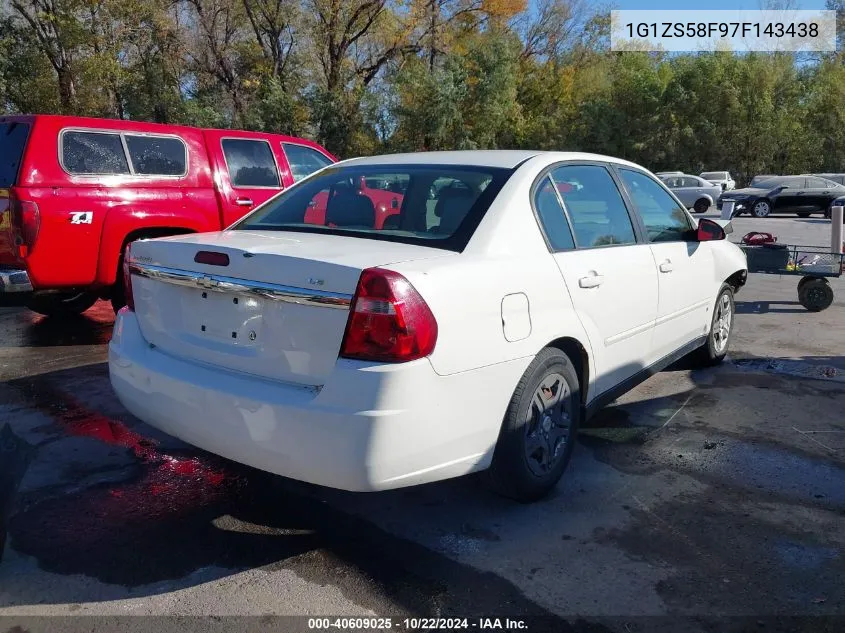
[197,275,219,289]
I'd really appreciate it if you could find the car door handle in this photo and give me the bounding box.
[659,260,673,273]
[235,197,254,207]
[796,191,806,195]
[578,272,604,288]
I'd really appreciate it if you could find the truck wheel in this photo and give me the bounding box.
[26,292,98,317]
[797,212,811,218]
[485,348,581,503]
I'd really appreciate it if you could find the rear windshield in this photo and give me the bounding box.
[233,164,513,251]
[0,122,31,187]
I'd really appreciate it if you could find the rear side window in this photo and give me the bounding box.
[282,143,333,182]
[125,135,187,176]
[533,176,575,251]
[549,165,636,248]
[0,122,30,187]
[62,131,130,175]
[806,177,831,188]
[222,139,280,188]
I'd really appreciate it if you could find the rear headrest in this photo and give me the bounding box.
[434,187,475,217]
[326,191,376,228]
[434,187,475,234]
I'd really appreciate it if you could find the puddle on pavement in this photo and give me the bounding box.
[733,358,844,384]
[580,399,845,509]
[0,302,115,348]
[596,486,845,616]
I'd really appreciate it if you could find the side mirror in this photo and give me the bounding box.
[697,218,726,242]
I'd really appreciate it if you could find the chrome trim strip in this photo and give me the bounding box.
[129,263,352,309]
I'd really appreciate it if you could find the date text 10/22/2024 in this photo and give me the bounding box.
[307,618,529,631]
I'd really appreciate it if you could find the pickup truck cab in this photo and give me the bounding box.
[0,114,336,316]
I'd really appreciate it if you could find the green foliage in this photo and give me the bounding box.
[1,0,844,183]
[390,29,522,151]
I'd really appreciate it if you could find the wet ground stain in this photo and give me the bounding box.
[0,303,114,349]
[594,487,845,618]
[4,367,607,630]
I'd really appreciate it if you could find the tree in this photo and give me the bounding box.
[9,0,87,111]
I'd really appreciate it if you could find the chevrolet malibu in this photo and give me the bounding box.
[109,151,748,502]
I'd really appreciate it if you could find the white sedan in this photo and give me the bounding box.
[109,151,748,502]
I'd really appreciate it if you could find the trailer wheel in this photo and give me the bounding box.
[798,278,833,312]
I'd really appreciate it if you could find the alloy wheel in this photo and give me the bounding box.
[713,293,732,355]
[753,201,770,217]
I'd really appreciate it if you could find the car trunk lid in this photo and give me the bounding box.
[128,230,450,385]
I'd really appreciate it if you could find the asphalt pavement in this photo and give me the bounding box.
[0,211,843,633]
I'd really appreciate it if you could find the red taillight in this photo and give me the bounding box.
[339,268,438,363]
[9,189,40,258]
[123,243,135,311]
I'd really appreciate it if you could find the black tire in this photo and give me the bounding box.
[797,276,812,294]
[26,291,98,317]
[797,212,811,218]
[111,248,128,313]
[824,206,845,221]
[798,278,833,312]
[751,199,771,218]
[692,284,735,367]
[693,199,710,214]
[485,348,581,502]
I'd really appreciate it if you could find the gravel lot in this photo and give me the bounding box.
[1,211,843,632]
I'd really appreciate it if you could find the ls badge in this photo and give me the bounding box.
[69,211,94,225]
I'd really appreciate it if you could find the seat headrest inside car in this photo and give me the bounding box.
[326,191,376,228]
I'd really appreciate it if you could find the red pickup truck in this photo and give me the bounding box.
[0,114,336,316]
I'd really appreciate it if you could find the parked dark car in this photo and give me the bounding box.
[717,175,845,218]
[749,174,778,187]
[810,173,845,186]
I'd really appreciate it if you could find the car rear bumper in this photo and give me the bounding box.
[109,309,524,491]
[0,268,33,293]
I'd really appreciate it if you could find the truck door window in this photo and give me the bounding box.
[282,143,333,181]
[221,138,280,188]
[125,135,187,176]
[61,131,130,175]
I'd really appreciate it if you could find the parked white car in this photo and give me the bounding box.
[700,171,736,191]
[109,151,748,502]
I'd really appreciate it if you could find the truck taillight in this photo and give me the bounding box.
[339,268,437,363]
[9,189,40,258]
[123,243,135,311]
